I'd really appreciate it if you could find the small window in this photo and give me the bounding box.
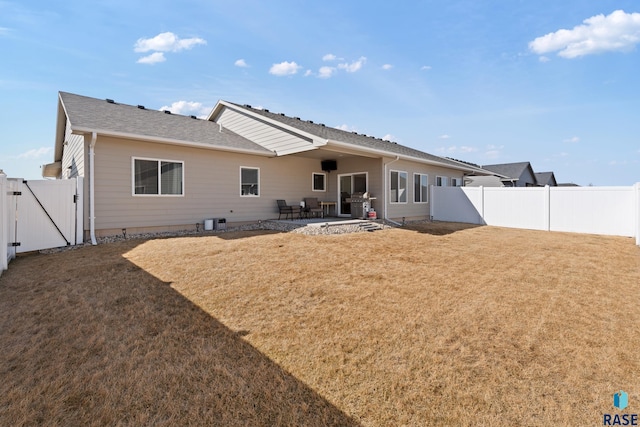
[436,176,448,187]
[414,173,428,203]
[390,170,408,203]
[240,167,259,196]
[312,172,326,192]
[133,158,183,196]
[451,177,462,187]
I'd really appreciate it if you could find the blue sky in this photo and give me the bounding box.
[1,0,639,185]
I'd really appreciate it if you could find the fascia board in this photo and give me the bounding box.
[70,127,276,157]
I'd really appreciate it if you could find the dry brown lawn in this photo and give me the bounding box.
[1,222,639,426]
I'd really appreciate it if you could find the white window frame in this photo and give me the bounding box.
[414,173,429,203]
[390,170,408,204]
[312,172,327,192]
[132,157,184,197]
[451,177,462,187]
[240,166,260,197]
[436,176,449,187]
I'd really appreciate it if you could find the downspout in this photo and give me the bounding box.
[383,156,402,226]
[89,132,97,245]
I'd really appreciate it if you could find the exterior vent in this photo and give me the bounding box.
[137,105,145,109]
[190,115,197,119]
[106,99,115,104]
[263,109,269,112]
[164,110,171,114]
[320,124,325,127]
[244,104,252,108]
[280,113,285,116]
[294,117,301,120]
[307,120,314,123]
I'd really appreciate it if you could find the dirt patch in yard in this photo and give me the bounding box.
[1,223,639,426]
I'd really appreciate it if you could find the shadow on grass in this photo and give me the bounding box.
[402,221,484,236]
[0,242,360,426]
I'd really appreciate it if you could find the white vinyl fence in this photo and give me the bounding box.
[430,184,640,246]
[1,173,84,275]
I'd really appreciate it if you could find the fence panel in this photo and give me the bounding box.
[430,186,484,224]
[483,187,547,231]
[549,186,635,237]
[431,184,640,245]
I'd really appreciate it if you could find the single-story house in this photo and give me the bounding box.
[43,92,495,241]
[480,162,539,187]
[534,171,557,187]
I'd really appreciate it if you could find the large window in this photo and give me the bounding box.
[312,172,326,192]
[390,170,407,203]
[240,167,260,196]
[436,176,448,187]
[414,173,428,203]
[133,158,183,196]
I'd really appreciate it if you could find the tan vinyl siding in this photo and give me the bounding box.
[61,118,86,179]
[383,158,464,221]
[216,107,316,155]
[92,136,324,232]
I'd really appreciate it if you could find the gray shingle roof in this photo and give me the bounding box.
[481,162,532,180]
[59,92,272,154]
[225,102,490,172]
[534,172,556,186]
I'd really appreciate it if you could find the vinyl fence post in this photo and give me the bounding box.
[429,185,434,220]
[635,182,640,247]
[0,171,7,273]
[544,185,551,232]
[479,186,485,224]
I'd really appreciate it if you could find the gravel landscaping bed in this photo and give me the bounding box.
[39,219,399,254]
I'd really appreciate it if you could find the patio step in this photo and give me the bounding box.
[359,221,382,232]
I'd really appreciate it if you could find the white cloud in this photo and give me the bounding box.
[420,65,432,71]
[323,53,337,61]
[159,101,211,118]
[304,69,313,77]
[335,124,357,132]
[338,56,367,72]
[529,10,640,58]
[438,145,478,154]
[134,32,206,53]
[269,61,302,76]
[0,27,10,36]
[137,52,166,64]
[234,59,248,67]
[318,66,337,79]
[382,64,393,70]
[563,136,580,143]
[538,56,550,63]
[382,134,395,141]
[17,147,52,160]
[439,134,451,140]
[484,144,504,159]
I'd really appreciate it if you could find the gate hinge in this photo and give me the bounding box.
[8,191,22,196]
[73,195,78,203]
[9,242,21,247]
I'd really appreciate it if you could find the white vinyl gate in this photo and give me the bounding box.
[2,177,83,272]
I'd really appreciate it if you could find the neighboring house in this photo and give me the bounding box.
[481,162,539,187]
[43,92,494,239]
[534,172,557,187]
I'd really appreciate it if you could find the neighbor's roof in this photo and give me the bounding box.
[219,102,493,174]
[534,171,556,185]
[58,92,272,156]
[481,162,533,180]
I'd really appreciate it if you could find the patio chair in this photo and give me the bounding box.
[277,199,301,220]
[303,197,324,218]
